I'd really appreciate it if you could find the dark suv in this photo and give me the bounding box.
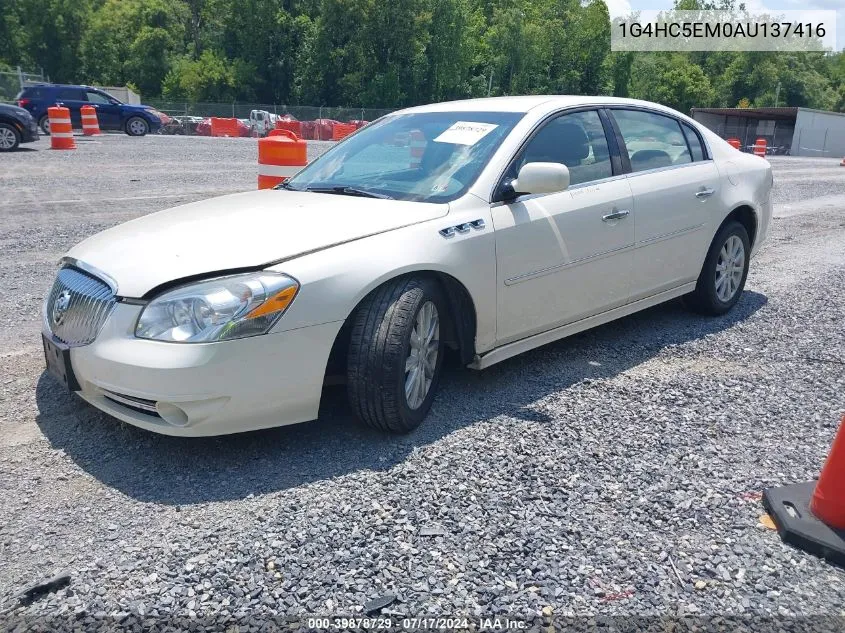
[16,84,165,136]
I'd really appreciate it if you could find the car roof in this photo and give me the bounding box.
[25,83,99,90]
[399,95,685,117]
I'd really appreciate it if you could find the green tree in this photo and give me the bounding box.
[630,54,715,113]
[80,0,186,97]
[162,49,248,101]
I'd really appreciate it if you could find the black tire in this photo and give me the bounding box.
[125,116,149,136]
[38,115,50,136]
[684,220,750,315]
[0,123,21,151]
[347,276,446,433]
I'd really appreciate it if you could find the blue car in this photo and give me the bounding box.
[16,84,166,136]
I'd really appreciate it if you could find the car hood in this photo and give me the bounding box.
[1,104,31,118]
[67,189,449,297]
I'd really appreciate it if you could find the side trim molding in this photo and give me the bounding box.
[504,243,635,286]
[469,282,696,370]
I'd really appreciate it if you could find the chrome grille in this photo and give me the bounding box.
[45,266,116,347]
[102,390,160,417]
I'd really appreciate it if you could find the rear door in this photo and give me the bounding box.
[490,109,635,345]
[54,88,87,127]
[85,90,122,129]
[607,108,720,300]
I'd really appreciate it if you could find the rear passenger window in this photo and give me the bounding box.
[682,123,705,161]
[56,88,85,101]
[612,109,692,172]
[515,110,613,186]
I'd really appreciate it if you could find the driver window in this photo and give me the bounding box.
[344,129,426,176]
[514,110,612,187]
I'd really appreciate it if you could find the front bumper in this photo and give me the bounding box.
[47,302,342,436]
[16,119,39,143]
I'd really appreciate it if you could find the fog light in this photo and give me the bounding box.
[156,402,189,427]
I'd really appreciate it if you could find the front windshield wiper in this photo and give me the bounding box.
[305,186,393,200]
[275,181,299,191]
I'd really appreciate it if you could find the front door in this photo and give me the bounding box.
[491,109,635,345]
[54,87,87,128]
[85,90,122,130]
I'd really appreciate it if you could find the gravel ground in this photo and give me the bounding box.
[1,137,844,631]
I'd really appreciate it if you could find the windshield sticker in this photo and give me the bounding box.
[434,121,498,146]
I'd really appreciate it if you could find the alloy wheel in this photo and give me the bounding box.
[0,127,16,149]
[715,234,745,302]
[404,301,439,410]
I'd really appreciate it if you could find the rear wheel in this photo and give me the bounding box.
[347,277,446,433]
[684,220,750,315]
[38,115,50,135]
[0,123,20,151]
[125,117,149,136]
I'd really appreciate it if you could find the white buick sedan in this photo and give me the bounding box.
[42,96,772,436]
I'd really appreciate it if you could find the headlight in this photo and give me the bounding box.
[135,272,299,343]
[147,109,169,123]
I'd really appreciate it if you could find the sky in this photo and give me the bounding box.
[603,0,844,51]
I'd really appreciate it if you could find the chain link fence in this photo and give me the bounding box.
[145,100,395,123]
[143,100,397,138]
[0,67,48,102]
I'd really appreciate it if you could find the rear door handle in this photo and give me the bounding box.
[602,209,630,222]
[696,188,715,199]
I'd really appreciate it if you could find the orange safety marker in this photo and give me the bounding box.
[763,415,845,569]
[210,117,240,137]
[752,137,767,157]
[726,138,741,150]
[80,105,101,135]
[257,130,307,189]
[48,106,75,150]
[811,419,845,529]
[332,123,357,141]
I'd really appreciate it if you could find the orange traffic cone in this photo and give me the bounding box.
[810,418,845,529]
[81,105,101,136]
[764,415,845,568]
[48,106,75,150]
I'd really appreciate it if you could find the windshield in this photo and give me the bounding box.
[285,111,524,203]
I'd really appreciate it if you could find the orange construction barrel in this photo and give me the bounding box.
[48,106,75,150]
[258,130,307,189]
[726,137,741,150]
[81,105,101,135]
[752,138,767,157]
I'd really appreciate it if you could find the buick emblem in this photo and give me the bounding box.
[52,290,71,326]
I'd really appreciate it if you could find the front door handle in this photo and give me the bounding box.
[602,209,630,222]
[696,188,716,199]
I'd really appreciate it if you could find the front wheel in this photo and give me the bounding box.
[125,116,149,136]
[0,123,20,151]
[347,277,446,433]
[38,115,50,135]
[684,220,750,315]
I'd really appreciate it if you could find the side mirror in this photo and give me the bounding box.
[511,162,570,196]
